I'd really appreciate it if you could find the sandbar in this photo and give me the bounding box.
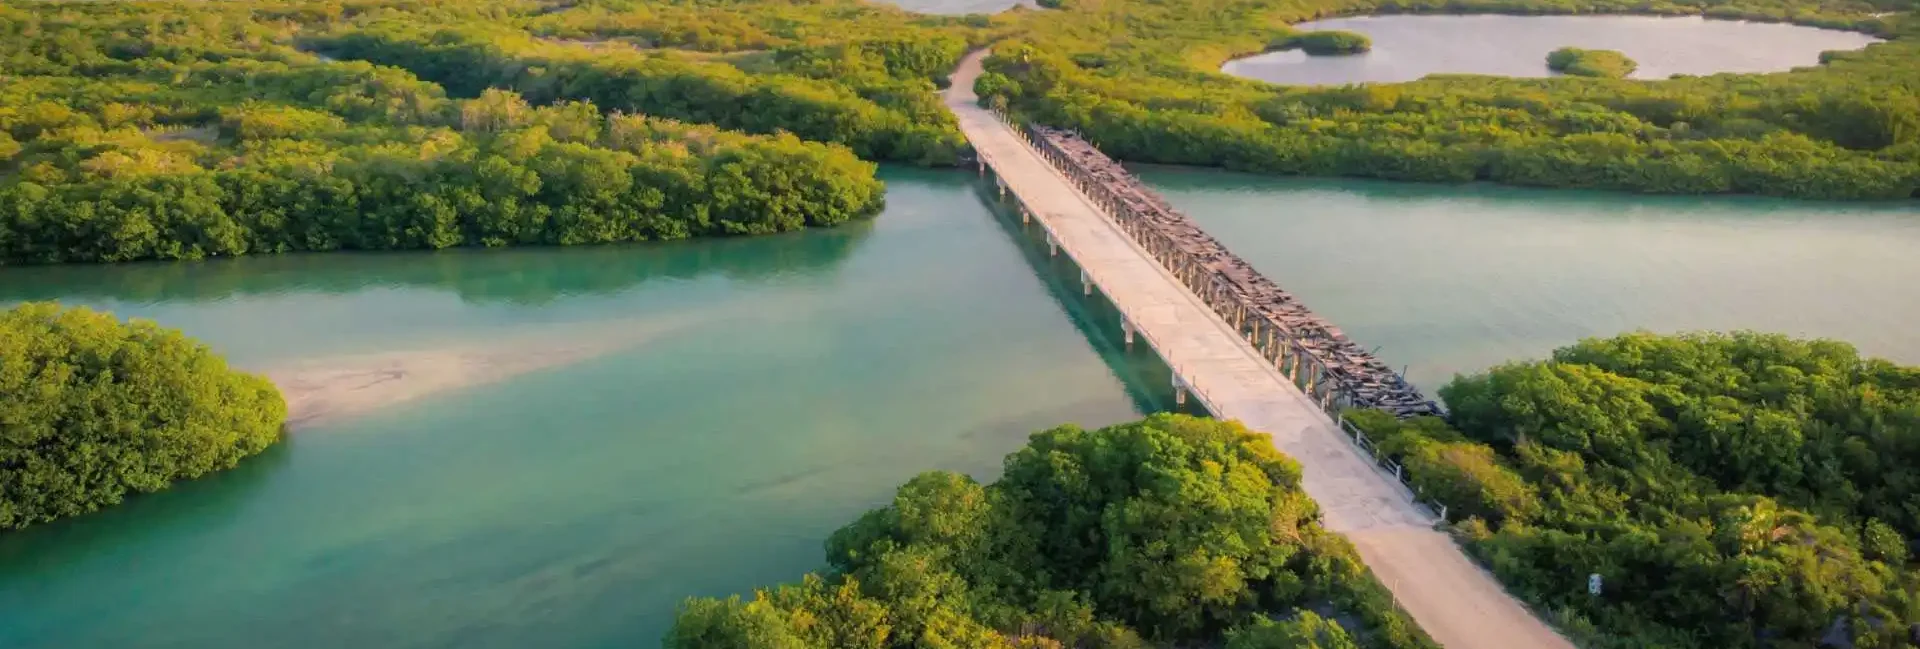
[261,310,730,429]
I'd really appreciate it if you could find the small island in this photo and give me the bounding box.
[0,303,287,531]
[1546,46,1639,78]
[1275,29,1372,55]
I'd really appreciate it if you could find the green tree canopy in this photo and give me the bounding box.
[1546,47,1639,78]
[981,0,1920,200]
[0,0,923,265]
[1280,31,1373,56]
[0,302,286,531]
[1351,331,1920,649]
[667,414,1437,649]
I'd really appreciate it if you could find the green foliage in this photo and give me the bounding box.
[1545,47,1638,78]
[983,0,1920,200]
[0,37,886,264]
[1350,331,1920,649]
[312,20,972,166]
[669,414,1439,649]
[0,302,286,531]
[1349,411,1541,525]
[1226,611,1363,649]
[0,0,920,265]
[1280,31,1373,56]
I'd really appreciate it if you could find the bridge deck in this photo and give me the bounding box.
[946,50,1575,649]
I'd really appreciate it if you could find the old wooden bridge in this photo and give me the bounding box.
[945,50,1576,649]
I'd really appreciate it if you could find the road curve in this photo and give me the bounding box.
[944,48,1577,649]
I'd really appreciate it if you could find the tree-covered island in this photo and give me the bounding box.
[666,414,1436,649]
[1546,47,1638,78]
[0,303,286,531]
[1277,30,1374,55]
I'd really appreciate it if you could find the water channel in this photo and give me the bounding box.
[1143,167,1920,391]
[2,159,1918,648]
[1224,14,1883,85]
[0,169,1157,649]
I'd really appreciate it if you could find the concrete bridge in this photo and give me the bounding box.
[945,50,1576,649]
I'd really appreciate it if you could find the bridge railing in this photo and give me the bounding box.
[980,106,1452,525]
[996,112,1350,409]
[971,114,1225,421]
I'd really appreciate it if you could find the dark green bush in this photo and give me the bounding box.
[1351,331,1920,649]
[1546,47,1638,78]
[0,89,884,264]
[667,414,1438,649]
[0,302,286,531]
[0,0,927,265]
[983,0,1920,200]
[1280,30,1373,55]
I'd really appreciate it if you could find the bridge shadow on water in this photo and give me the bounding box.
[968,176,1209,420]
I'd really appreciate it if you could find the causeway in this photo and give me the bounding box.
[945,49,1576,649]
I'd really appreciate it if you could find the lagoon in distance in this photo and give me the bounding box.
[1224,14,1884,85]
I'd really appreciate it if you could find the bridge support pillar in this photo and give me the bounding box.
[1172,375,1188,407]
[1020,205,1029,224]
[1047,233,1057,257]
[1080,269,1092,296]
[996,178,1006,199]
[1121,319,1134,349]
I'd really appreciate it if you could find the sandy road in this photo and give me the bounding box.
[945,49,1576,649]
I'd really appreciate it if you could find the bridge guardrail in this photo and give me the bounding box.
[979,106,1452,526]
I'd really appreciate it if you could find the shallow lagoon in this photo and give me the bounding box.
[1224,14,1883,85]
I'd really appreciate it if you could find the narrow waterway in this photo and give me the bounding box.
[0,169,1152,649]
[1141,167,1920,392]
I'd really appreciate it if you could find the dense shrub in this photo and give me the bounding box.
[0,62,884,264]
[1546,47,1638,78]
[1281,30,1373,55]
[667,414,1438,649]
[1351,332,1920,649]
[313,23,969,166]
[0,302,286,531]
[0,0,928,265]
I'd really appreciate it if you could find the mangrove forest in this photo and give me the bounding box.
[1546,47,1638,78]
[977,0,1920,199]
[667,414,1436,649]
[0,302,286,531]
[1350,332,1920,649]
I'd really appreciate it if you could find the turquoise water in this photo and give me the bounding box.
[0,169,1154,649]
[1224,15,1882,85]
[6,163,1919,649]
[1141,167,1920,392]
